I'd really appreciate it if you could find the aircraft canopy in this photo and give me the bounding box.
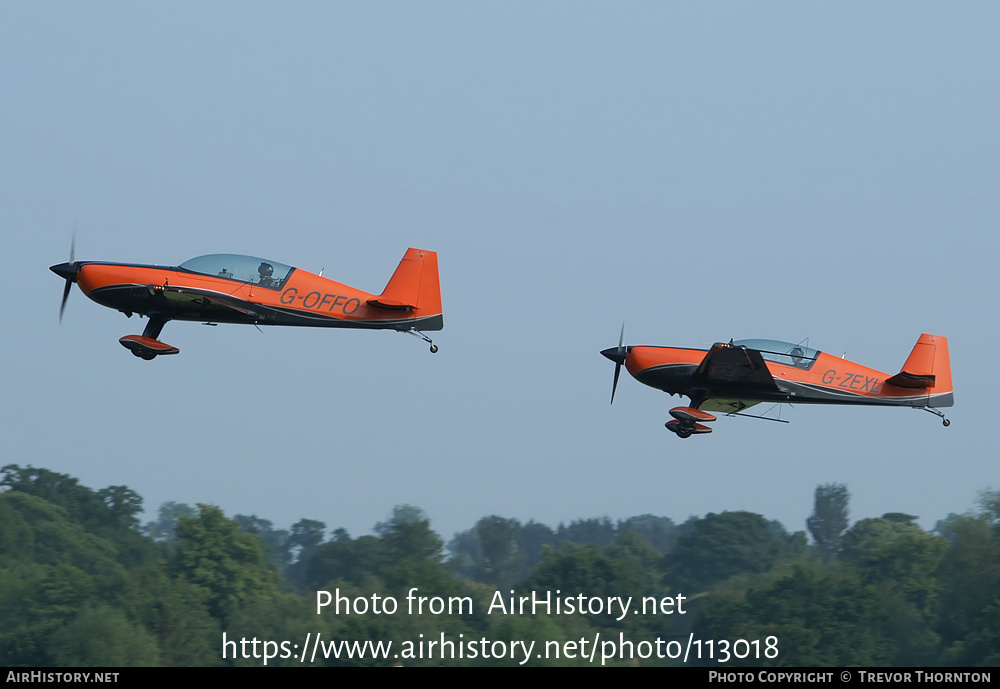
[180,254,295,290]
[733,339,820,369]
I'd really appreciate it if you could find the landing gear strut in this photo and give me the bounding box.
[404,328,438,353]
[921,407,951,427]
[142,315,167,341]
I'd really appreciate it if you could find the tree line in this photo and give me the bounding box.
[1,465,997,666]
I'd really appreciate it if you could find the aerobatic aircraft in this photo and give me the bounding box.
[601,330,953,438]
[51,246,442,359]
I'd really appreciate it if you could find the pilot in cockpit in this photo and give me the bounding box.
[790,347,805,367]
[258,262,275,287]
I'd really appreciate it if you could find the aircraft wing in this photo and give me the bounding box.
[700,398,763,413]
[155,285,260,317]
[695,343,782,391]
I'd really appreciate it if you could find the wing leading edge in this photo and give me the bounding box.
[157,285,260,317]
[695,342,782,391]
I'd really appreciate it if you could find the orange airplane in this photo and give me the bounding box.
[51,247,442,359]
[602,330,953,438]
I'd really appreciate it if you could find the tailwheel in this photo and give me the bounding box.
[404,328,438,353]
[920,406,951,428]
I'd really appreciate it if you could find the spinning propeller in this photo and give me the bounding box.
[601,323,629,404]
[51,230,79,322]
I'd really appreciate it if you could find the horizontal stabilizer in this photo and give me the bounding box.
[885,372,935,389]
[367,297,415,311]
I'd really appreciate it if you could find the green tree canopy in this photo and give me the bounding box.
[806,483,849,563]
[669,511,803,591]
[171,504,279,622]
[695,566,895,666]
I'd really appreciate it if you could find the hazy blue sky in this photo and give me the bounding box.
[3,2,996,541]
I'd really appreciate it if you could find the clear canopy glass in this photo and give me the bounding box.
[733,339,820,369]
[179,254,295,290]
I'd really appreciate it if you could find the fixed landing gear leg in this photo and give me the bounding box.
[142,315,167,340]
[921,406,951,427]
[403,328,438,353]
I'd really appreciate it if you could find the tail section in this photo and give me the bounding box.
[367,248,443,329]
[886,334,953,407]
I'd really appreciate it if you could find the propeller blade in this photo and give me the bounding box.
[612,361,622,404]
[59,279,72,322]
[56,226,77,322]
[604,323,627,404]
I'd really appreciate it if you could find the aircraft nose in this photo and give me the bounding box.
[50,262,78,282]
[601,346,628,364]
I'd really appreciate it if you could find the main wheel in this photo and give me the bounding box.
[676,430,692,439]
[943,418,951,427]
[429,344,438,353]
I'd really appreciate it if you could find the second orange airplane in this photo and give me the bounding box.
[602,330,953,438]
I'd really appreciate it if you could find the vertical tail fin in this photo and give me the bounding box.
[368,249,442,328]
[886,334,953,406]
